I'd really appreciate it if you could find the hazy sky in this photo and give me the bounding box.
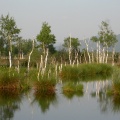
[0,0,120,45]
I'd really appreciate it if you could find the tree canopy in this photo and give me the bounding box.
[63,36,80,51]
[0,14,21,52]
[91,21,117,48]
[36,22,56,50]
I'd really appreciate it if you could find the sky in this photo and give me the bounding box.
[0,0,120,46]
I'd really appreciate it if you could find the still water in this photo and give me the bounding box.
[0,80,120,120]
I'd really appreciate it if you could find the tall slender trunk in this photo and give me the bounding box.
[27,39,34,72]
[91,48,94,63]
[105,45,108,63]
[102,47,105,63]
[8,35,12,68]
[84,39,91,63]
[37,55,44,80]
[98,41,101,63]
[112,47,115,66]
[9,51,12,68]
[69,35,72,65]
[96,42,99,63]
[44,48,48,69]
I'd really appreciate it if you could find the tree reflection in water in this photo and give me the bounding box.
[0,89,22,120]
[91,87,120,113]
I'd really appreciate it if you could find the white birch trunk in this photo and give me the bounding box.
[44,48,49,69]
[27,39,34,72]
[84,39,91,63]
[69,35,72,65]
[105,45,108,63]
[96,42,99,63]
[55,63,58,78]
[112,47,115,66]
[91,48,94,63]
[37,55,43,80]
[102,47,105,63]
[98,41,102,63]
[9,51,12,68]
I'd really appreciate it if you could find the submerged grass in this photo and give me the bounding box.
[60,63,113,81]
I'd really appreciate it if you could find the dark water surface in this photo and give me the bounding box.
[0,80,120,120]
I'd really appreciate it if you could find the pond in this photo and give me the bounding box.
[0,80,120,120]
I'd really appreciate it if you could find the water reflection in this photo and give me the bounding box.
[0,76,120,120]
[32,91,57,113]
[90,84,120,113]
[0,89,22,120]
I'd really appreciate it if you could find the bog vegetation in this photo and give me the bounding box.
[0,14,120,97]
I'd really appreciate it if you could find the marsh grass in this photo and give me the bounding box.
[60,63,113,81]
[0,67,31,90]
[107,67,120,96]
[0,68,20,89]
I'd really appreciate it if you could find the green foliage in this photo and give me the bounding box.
[0,37,4,54]
[0,14,21,52]
[48,44,56,54]
[91,21,118,48]
[36,22,56,50]
[63,36,80,51]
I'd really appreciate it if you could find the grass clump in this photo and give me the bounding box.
[106,67,120,97]
[0,68,20,89]
[34,77,56,93]
[113,67,120,94]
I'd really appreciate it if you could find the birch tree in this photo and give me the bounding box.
[36,22,56,56]
[63,36,80,64]
[0,14,21,68]
[91,21,117,64]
